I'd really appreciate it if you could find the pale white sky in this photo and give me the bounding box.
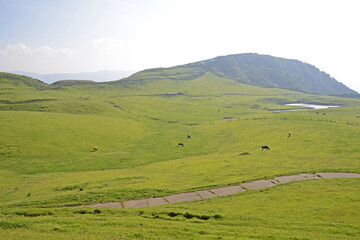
[0,0,359,92]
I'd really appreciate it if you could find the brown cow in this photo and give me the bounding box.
[93,146,98,151]
[178,143,184,147]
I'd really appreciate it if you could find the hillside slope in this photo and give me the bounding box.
[0,72,49,89]
[118,53,357,96]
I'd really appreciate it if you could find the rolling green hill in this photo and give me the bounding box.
[0,72,49,90]
[117,53,358,96]
[0,68,359,239]
[51,80,97,87]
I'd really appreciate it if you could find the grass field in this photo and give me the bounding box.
[0,72,359,239]
[0,179,359,239]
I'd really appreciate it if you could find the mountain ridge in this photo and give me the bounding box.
[118,53,357,96]
[2,53,358,96]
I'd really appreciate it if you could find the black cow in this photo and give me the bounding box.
[187,135,191,139]
[261,146,270,151]
[178,142,184,147]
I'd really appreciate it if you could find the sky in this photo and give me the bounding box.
[0,0,359,92]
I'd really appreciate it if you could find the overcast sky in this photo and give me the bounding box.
[0,0,359,92]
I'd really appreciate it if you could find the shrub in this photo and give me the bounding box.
[239,152,250,155]
[168,212,181,217]
[93,209,101,214]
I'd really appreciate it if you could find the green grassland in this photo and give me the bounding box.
[0,179,359,239]
[0,72,359,239]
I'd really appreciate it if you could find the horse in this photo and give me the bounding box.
[261,146,270,151]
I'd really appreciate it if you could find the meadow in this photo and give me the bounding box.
[0,72,359,239]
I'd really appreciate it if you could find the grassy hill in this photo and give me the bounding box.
[0,72,49,90]
[117,53,358,96]
[0,71,359,239]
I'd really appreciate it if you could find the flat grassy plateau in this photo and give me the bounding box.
[0,73,359,239]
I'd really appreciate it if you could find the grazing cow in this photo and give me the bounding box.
[93,146,98,151]
[288,132,291,137]
[261,146,270,151]
[178,142,184,147]
[187,135,191,139]
[323,112,327,115]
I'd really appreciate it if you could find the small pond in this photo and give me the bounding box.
[274,103,341,112]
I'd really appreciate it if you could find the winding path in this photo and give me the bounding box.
[83,172,360,209]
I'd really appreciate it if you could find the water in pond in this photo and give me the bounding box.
[273,103,341,112]
[285,103,341,109]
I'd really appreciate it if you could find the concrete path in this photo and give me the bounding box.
[83,172,360,209]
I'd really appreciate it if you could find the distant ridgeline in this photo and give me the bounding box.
[2,53,358,96]
[119,53,357,96]
[0,72,96,89]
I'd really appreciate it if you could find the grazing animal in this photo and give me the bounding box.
[187,135,191,139]
[178,142,184,147]
[288,132,291,137]
[93,146,98,151]
[261,146,270,151]
[323,112,327,115]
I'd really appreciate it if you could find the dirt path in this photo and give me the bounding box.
[83,172,360,209]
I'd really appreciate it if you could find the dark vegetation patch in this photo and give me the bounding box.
[167,121,178,124]
[55,183,88,191]
[183,212,210,220]
[93,209,101,214]
[0,144,20,156]
[106,101,126,111]
[0,99,57,104]
[73,210,91,214]
[73,209,102,215]
[15,209,54,217]
[239,152,250,155]
[148,117,160,121]
[148,211,222,221]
